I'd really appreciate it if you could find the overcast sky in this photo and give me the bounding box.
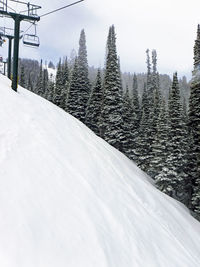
[1,0,200,79]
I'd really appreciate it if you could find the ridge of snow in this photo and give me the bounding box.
[0,74,200,267]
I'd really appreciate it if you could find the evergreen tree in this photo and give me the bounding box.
[132,73,141,128]
[180,100,195,207]
[43,68,49,97]
[156,73,186,200]
[53,59,64,107]
[35,60,44,97]
[44,74,54,102]
[77,29,91,122]
[66,57,80,118]
[60,57,70,111]
[122,86,136,158]
[100,25,123,151]
[85,69,103,135]
[151,98,168,179]
[136,84,150,170]
[151,49,159,91]
[62,57,69,87]
[189,24,200,216]
[27,72,33,92]
[19,65,26,88]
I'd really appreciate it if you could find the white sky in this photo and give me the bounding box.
[1,0,200,79]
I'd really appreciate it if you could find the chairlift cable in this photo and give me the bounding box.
[40,0,84,18]
[23,21,35,34]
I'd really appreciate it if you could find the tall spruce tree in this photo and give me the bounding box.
[122,86,136,158]
[132,73,141,128]
[66,57,80,118]
[35,60,44,97]
[43,68,49,97]
[136,84,150,170]
[100,25,123,151]
[85,69,103,135]
[156,73,186,200]
[27,72,33,92]
[19,65,26,88]
[77,29,91,122]
[53,59,64,107]
[151,98,168,179]
[44,74,54,102]
[189,25,200,216]
[130,74,141,162]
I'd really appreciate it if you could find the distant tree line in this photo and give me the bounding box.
[18,25,200,221]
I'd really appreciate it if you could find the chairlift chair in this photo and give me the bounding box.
[23,34,40,47]
[23,23,40,47]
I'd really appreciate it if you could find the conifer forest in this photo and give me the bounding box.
[18,25,200,221]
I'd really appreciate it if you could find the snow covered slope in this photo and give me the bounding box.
[0,74,200,267]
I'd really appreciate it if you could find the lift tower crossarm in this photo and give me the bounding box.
[0,7,40,91]
[0,10,40,22]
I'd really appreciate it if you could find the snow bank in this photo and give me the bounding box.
[0,74,200,267]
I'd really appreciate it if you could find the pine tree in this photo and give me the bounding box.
[151,49,159,92]
[85,69,103,135]
[180,100,195,207]
[100,25,123,151]
[132,73,141,128]
[53,59,64,107]
[62,57,69,87]
[151,98,168,179]
[156,73,186,200]
[19,65,26,88]
[44,74,54,102]
[27,72,33,92]
[66,57,80,118]
[60,57,69,111]
[43,68,49,97]
[76,29,91,122]
[122,86,136,158]
[136,84,150,170]
[130,74,141,162]
[35,60,44,97]
[189,25,200,216]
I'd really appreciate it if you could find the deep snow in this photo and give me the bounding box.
[0,75,200,267]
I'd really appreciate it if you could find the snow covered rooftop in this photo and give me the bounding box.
[0,74,200,267]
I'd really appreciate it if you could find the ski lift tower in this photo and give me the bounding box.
[0,0,41,91]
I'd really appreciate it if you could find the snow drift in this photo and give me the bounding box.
[0,74,200,267]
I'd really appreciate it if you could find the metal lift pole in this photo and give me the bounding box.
[7,36,13,79]
[12,15,21,91]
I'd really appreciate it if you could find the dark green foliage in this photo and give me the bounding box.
[35,60,44,97]
[132,73,141,128]
[62,57,69,87]
[122,87,136,158]
[100,25,123,151]
[66,58,80,118]
[48,61,55,69]
[44,74,54,102]
[85,69,103,135]
[77,29,91,122]
[156,73,186,201]
[136,85,151,171]
[43,68,49,96]
[27,72,33,92]
[189,25,200,216]
[53,59,64,107]
[19,65,26,88]
[152,99,168,179]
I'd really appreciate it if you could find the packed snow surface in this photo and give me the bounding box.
[0,75,200,267]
